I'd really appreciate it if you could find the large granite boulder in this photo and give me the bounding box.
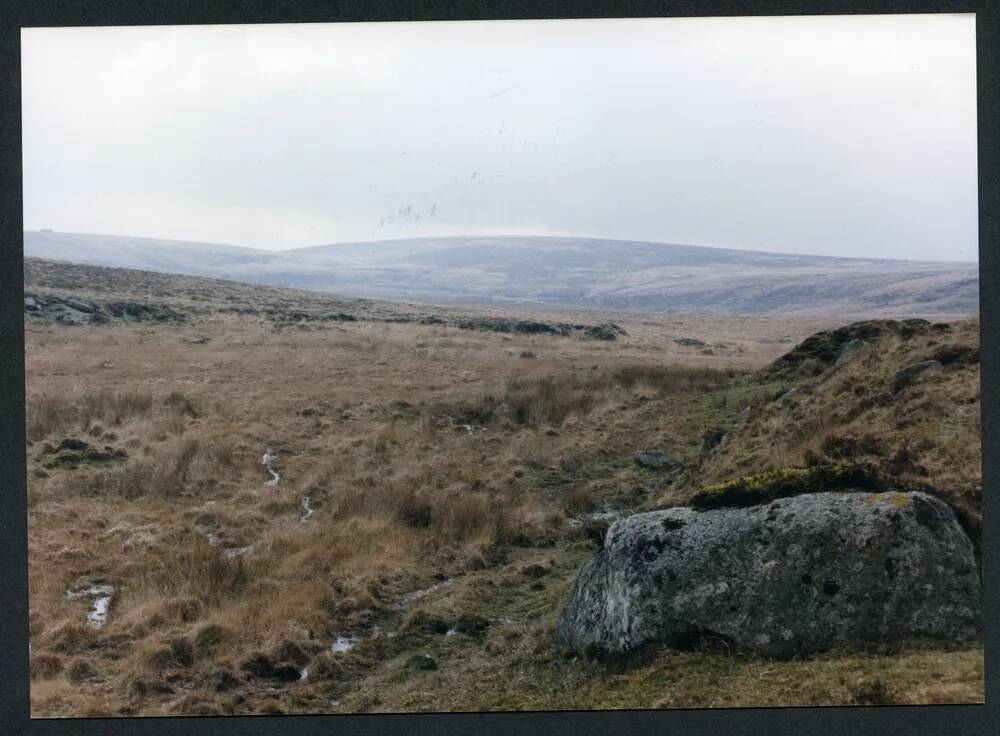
[557,491,980,658]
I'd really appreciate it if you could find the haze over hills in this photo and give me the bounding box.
[23,230,979,316]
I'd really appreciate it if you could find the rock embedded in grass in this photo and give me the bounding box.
[835,338,868,366]
[557,491,981,659]
[633,451,671,470]
[893,360,943,393]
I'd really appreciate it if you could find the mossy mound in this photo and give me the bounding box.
[689,464,891,510]
[36,438,127,470]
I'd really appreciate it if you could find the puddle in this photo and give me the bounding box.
[262,449,280,486]
[66,583,115,628]
[223,546,251,559]
[331,635,359,653]
[448,417,488,434]
[300,496,314,523]
[393,578,454,609]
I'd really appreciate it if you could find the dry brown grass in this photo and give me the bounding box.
[27,390,154,442]
[23,281,980,717]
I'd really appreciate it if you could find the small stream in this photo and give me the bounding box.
[262,449,280,486]
[320,581,456,668]
[300,496,314,523]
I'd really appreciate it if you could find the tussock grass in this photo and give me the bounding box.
[67,436,234,499]
[27,390,154,441]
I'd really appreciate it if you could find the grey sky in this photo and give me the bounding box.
[21,14,977,261]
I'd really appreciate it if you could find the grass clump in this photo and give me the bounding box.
[27,390,153,440]
[689,463,889,510]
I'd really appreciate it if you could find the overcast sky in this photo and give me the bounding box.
[21,14,977,261]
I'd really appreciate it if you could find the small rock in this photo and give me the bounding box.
[835,339,867,366]
[893,360,943,393]
[66,299,95,314]
[633,451,671,470]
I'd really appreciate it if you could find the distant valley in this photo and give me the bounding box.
[23,230,979,316]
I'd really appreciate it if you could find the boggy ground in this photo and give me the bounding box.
[23,267,982,716]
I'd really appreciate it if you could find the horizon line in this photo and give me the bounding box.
[22,228,980,266]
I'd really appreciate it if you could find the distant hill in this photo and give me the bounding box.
[22,230,979,316]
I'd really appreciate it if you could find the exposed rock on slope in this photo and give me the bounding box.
[23,293,186,324]
[557,491,980,658]
[687,319,981,539]
[759,319,940,380]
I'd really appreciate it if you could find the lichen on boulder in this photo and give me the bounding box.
[557,491,980,659]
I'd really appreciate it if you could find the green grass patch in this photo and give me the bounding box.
[37,441,127,470]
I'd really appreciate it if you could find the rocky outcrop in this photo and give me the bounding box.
[762,319,932,380]
[557,491,980,659]
[23,293,186,325]
[583,322,627,341]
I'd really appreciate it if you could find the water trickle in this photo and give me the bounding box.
[331,635,358,653]
[300,496,314,523]
[223,546,251,559]
[66,583,115,628]
[299,666,309,681]
[445,627,458,637]
[262,448,280,487]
